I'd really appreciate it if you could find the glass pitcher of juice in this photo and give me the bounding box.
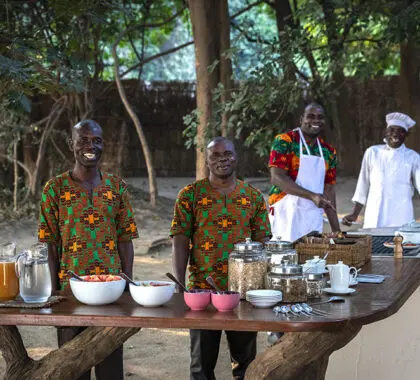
[0,242,19,301]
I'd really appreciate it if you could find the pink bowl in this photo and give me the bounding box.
[184,290,212,311]
[211,291,240,312]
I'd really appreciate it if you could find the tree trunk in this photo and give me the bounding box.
[399,40,420,149]
[273,0,299,128]
[321,0,359,175]
[218,0,233,138]
[245,325,362,380]
[116,121,128,176]
[13,139,18,212]
[189,0,232,180]
[30,99,67,197]
[0,326,140,380]
[112,41,158,206]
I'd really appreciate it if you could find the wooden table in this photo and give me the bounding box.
[1,257,419,380]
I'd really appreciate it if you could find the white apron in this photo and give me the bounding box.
[363,146,414,228]
[269,128,326,242]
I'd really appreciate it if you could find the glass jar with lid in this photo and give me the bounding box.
[266,261,307,303]
[228,237,267,299]
[265,236,298,272]
[304,272,326,299]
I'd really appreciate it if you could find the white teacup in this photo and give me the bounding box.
[327,261,357,292]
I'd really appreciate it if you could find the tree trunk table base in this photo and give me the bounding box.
[0,326,140,380]
[245,325,362,380]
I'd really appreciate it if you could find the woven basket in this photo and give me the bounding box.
[295,235,372,269]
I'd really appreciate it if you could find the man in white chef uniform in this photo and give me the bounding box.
[268,103,341,242]
[343,112,420,228]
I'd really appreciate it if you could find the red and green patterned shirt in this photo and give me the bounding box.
[170,178,271,290]
[268,129,337,205]
[38,171,138,290]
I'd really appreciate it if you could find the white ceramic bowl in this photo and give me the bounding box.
[129,281,175,307]
[69,277,126,305]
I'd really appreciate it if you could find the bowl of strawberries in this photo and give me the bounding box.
[69,274,126,305]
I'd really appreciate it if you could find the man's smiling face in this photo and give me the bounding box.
[70,123,104,168]
[385,125,407,148]
[300,105,325,137]
[206,141,237,179]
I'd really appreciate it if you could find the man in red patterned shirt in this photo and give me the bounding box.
[268,103,340,242]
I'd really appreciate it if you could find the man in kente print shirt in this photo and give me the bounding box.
[38,120,138,380]
[170,136,271,380]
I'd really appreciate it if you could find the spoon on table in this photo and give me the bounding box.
[309,296,345,305]
[166,272,189,293]
[206,276,222,294]
[120,273,139,286]
[67,270,85,282]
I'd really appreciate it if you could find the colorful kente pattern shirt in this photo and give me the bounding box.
[38,171,138,290]
[170,179,271,290]
[268,129,337,205]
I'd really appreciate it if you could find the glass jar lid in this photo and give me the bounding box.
[234,237,262,252]
[265,236,294,251]
[271,262,303,275]
[304,272,324,280]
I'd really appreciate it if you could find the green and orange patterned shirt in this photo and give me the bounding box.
[268,129,337,205]
[170,178,271,290]
[38,171,138,290]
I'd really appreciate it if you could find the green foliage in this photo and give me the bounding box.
[184,0,420,156]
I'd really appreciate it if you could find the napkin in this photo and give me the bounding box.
[357,275,385,284]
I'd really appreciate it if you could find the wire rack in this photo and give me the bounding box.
[371,236,420,257]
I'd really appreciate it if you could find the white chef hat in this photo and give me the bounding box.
[386,112,416,131]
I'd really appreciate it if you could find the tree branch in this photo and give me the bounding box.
[230,0,266,20]
[114,6,187,47]
[0,326,33,377]
[231,22,271,45]
[119,40,194,78]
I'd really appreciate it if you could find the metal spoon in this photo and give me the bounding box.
[279,305,291,318]
[309,296,345,305]
[293,304,312,316]
[120,273,139,286]
[166,272,189,293]
[206,276,221,294]
[299,303,328,316]
[291,304,310,316]
[67,270,85,282]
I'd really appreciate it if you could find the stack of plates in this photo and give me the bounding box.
[246,290,282,308]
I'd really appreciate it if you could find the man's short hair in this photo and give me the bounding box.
[72,120,102,138]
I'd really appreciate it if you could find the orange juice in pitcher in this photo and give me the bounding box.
[0,242,19,301]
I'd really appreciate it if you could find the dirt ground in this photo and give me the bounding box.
[1,177,419,379]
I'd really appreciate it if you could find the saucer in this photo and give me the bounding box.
[327,279,358,287]
[384,242,419,249]
[322,287,356,295]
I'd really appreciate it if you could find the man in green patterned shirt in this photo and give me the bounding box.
[170,137,271,380]
[38,120,138,380]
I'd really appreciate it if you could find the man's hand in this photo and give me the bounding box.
[342,214,358,226]
[311,193,334,209]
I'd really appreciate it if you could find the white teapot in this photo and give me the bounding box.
[326,261,357,292]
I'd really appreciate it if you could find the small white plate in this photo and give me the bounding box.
[327,279,358,287]
[246,290,282,297]
[383,242,419,249]
[322,287,356,295]
[246,296,282,302]
[248,300,280,308]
